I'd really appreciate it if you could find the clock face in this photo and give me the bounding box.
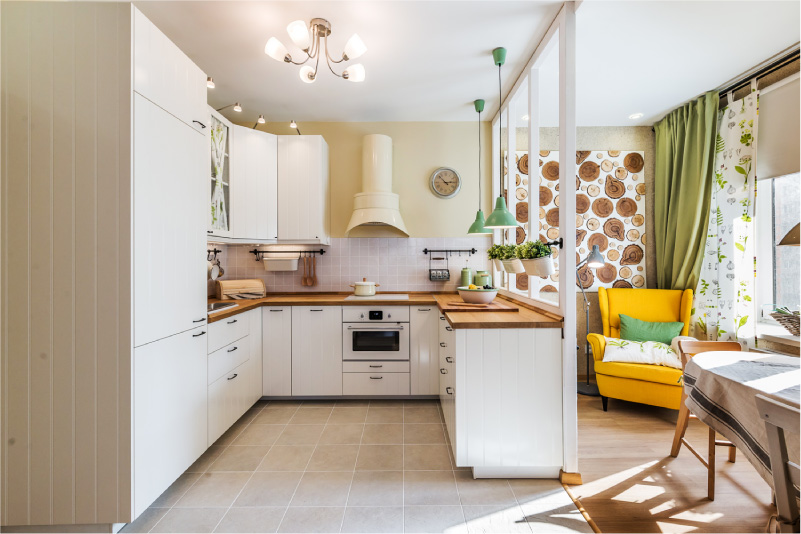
[430,167,461,199]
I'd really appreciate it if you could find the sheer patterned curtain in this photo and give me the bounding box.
[692,87,759,346]
[210,115,229,231]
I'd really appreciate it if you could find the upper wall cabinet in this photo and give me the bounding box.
[278,136,330,244]
[232,126,278,241]
[133,8,207,132]
[208,109,233,238]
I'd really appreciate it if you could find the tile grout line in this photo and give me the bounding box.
[338,404,367,533]
[402,401,405,534]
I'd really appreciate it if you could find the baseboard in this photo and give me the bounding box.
[471,466,561,478]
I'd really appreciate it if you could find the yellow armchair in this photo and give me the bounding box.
[588,287,693,411]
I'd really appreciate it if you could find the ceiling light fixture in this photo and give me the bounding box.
[257,115,266,124]
[265,18,366,83]
[628,112,644,120]
[216,102,242,113]
[207,76,215,89]
[468,99,491,235]
[290,120,297,128]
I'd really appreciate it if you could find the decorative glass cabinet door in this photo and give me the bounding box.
[208,108,232,237]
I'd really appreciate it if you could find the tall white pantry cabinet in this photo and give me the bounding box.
[1,3,209,529]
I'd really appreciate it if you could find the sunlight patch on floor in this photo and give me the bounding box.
[571,460,659,499]
[649,499,677,515]
[613,483,666,503]
[670,510,724,522]
[656,520,698,533]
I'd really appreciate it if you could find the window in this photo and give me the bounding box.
[755,173,800,320]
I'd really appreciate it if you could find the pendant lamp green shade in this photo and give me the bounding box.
[484,197,518,229]
[492,47,507,66]
[468,210,491,234]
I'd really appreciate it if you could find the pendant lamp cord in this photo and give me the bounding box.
[498,64,503,204]
[478,108,481,211]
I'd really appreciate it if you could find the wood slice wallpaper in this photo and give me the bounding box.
[510,150,647,292]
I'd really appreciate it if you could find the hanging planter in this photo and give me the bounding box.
[515,240,555,276]
[502,258,525,274]
[521,256,554,277]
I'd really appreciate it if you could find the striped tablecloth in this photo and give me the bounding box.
[684,351,800,487]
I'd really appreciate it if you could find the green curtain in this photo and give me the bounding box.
[654,91,719,290]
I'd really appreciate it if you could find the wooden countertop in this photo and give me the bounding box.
[207,292,561,329]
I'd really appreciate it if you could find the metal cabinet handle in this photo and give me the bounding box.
[207,230,213,234]
[440,368,448,374]
[440,342,447,347]
[446,387,453,395]
[193,120,207,129]
[269,309,283,312]
[369,365,383,368]
[370,376,383,380]
[446,357,453,363]
[418,308,431,312]
[439,316,445,320]
[193,331,206,337]
[193,318,206,323]
[227,346,238,353]
[227,373,238,380]
[310,309,323,312]
[445,326,453,331]
[227,319,238,324]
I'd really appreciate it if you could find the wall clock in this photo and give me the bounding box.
[430,167,462,199]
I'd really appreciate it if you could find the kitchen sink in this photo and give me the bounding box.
[208,302,239,313]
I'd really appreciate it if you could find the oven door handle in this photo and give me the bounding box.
[347,325,405,330]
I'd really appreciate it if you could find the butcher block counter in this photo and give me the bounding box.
[207,292,562,329]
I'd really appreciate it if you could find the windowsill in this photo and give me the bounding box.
[756,321,800,348]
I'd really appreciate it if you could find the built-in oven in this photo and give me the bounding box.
[342,306,410,361]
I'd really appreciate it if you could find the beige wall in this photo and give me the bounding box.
[258,121,494,238]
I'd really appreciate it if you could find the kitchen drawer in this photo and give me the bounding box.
[343,372,410,396]
[343,361,410,373]
[208,313,250,354]
[208,337,250,385]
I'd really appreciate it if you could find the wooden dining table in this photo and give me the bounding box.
[684,351,800,487]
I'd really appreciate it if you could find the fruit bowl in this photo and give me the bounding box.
[457,286,499,305]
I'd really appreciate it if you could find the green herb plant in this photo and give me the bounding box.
[514,240,552,260]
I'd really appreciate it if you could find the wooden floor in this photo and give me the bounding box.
[572,392,774,533]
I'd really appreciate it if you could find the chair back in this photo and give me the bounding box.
[676,340,742,370]
[598,287,694,338]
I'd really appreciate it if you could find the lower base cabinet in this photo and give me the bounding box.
[343,372,410,396]
[208,359,253,444]
[291,306,342,396]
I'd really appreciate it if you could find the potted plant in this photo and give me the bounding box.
[487,244,505,272]
[500,244,525,274]
[515,240,554,276]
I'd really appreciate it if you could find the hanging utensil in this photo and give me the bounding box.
[311,254,317,287]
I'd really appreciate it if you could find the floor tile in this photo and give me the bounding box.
[404,505,467,533]
[355,445,403,471]
[404,406,443,424]
[306,444,360,471]
[404,424,447,444]
[186,446,224,473]
[214,507,286,533]
[288,407,333,424]
[234,471,303,507]
[277,506,345,533]
[369,399,404,408]
[462,504,533,533]
[525,504,593,533]
[253,408,297,425]
[213,421,249,446]
[232,424,285,446]
[289,471,354,506]
[120,507,169,533]
[174,472,251,508]
[300,400,337,407]
[265,400,302,409]
[335,399,371,407]
[328,407,368,424]
[319,423,365,444]
[258,445,315,471]
[404,470,461,505]
[341,506,403,533]
[208,446,270,472]
[275,424,324,446]
[404,399,440,407]
[366,407,403,424]
[150,507,227,533]
[361,423,403,444]
[404,444,452,470]
[151,472,201,508]
[454,471,517,505]
[507,479,568,506]
[347,471,403,506]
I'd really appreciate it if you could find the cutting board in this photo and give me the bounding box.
[437,294,519,313]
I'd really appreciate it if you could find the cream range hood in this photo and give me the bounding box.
[345,134,409,237]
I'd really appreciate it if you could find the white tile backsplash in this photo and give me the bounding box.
[208,237,492,295]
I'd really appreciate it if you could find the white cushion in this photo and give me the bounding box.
[602,337,682,369]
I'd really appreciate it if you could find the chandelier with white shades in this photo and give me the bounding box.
[265,18,366,83]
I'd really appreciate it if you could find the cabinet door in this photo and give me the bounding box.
[277,136,329,242]
[263,307,292,396]
[232,127,278,240]
[134,94,206,347]
[410,307,440,395]
[292,306,342,396]
[134,326,207,518]
[133,7,206,132]
[247,309,263,404]
[208,109,233,238]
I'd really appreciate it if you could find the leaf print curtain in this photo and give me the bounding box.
[692,89,759,346]
[210,116,229,231]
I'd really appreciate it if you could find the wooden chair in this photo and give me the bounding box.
[756,394,800,533]
[670,340,742,500]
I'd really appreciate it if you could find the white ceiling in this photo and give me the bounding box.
[135,1,800,126]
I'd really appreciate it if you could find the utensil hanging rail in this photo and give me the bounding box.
[207,248,222,261]
[422,248,477,256]
[250,248,326,261]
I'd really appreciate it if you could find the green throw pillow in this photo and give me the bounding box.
[619,314,684,345]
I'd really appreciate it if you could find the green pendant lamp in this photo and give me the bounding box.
[484,47,518,230]
[468,99,491,234]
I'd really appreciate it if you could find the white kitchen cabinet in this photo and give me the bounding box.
[232,126,278,240]
[292,306,342,395]
[208,360,252,445]
[133,325,207,519]
[410,307,440,395]
[278,136,330,244]
[262,306,292,396]
[133,7,206,132]
[133,93,207,347]
[246,308,264,403]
